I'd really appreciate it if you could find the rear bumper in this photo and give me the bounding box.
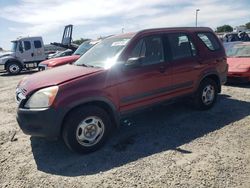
[16,107,64,139]
[220,73,227,85]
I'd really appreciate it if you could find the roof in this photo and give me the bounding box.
[109,27,213,39]
[139,27,213,32]
[12,36,42,42]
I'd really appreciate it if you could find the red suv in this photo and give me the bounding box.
[16,27,228,153]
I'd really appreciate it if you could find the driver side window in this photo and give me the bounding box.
[18,42,24,52]
[130,36,164,66]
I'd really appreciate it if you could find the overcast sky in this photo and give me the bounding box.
[0,0,250,50]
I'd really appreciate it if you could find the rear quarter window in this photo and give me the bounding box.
[197,32,220,51]
[34,40,42,48]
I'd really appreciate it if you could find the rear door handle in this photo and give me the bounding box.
[31,53,34,57]
[194,64,205,69]
[159,66,166,73]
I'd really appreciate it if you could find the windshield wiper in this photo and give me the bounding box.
[76,63,88,67]
[76,63,101,68]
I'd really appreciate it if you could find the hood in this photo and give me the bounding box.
[18,64,103,95]
[40,55,80,67]
[0,52,14,59]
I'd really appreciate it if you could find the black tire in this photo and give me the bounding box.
[7,62,22,75]
[193,78,218,110]
[62,105,113,154]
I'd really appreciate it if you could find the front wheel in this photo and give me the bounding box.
[7,62,22,75]
[193,78,218,110]
[62,105,113,154]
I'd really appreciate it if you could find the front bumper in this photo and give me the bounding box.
[227,72,250,83]
[16,107,64,139]
[38,64,48,71]
[228,72,250,77]
[0,64,5,71]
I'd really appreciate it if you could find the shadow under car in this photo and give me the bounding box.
[30,94,250,176]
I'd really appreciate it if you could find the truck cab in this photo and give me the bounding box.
[0,36,46,74]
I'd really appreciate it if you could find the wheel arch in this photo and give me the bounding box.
[5,58,23,69]
[60,98,120,136]
[198,72,221,93]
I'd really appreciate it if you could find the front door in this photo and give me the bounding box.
[16,40,34,63]
[118,34,172,112]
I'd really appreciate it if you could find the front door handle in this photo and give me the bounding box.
[31,53,34,57]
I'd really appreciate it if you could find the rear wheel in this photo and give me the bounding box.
[193,78,218,110]
[7,62,22,75]
[62,105,113,153]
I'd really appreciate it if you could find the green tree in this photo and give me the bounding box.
[216,25,233,32]
[245,22,250,29]
[73,38,90,45]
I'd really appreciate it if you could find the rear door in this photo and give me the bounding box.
[167,32,201,96]
[32,38,46,61]
[118,34,172,112]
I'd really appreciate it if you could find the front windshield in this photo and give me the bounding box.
[74,41,97,55]
[74,37,131,68]
[11,41,18,52]
[226,43,250,57]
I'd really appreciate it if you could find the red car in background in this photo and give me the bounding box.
[38,40,100,70]
[225,42,250,83]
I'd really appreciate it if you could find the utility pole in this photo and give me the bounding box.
[195,9,200,27]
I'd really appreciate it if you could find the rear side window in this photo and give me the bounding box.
[34,40,42,48]
[130,36,164,65]
[23,41,31,51]
[197,33,220,51]
[168,33,196,60]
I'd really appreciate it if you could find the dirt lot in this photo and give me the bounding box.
[0,71,249,188]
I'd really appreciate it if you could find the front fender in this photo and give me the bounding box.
[54,92,120,129]
[0,56,22,68]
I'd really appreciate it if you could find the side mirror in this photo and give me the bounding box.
[124,57,143,68]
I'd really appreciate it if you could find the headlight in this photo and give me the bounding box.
[25,86,59,108]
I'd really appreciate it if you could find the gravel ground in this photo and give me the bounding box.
[0,71,250,188]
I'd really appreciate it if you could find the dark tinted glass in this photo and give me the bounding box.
[34,40,42,48]
[130,36,164,65]
[197,33,220,51]
[24,41,31,51]
[168,33,195,60]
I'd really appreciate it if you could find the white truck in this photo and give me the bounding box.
[0,25,77,74]
[0,36,47,74]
